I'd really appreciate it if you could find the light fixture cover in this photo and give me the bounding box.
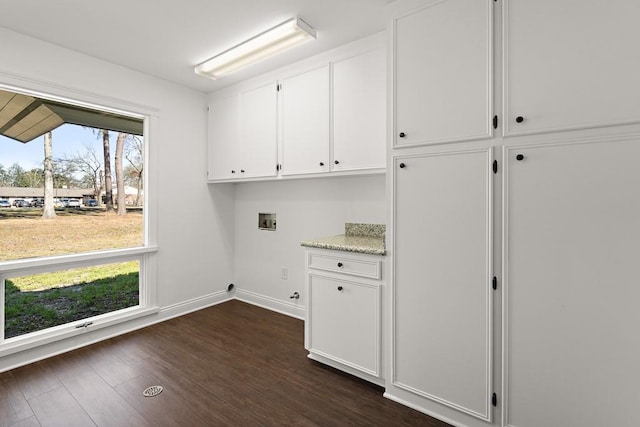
[195,17,316,80]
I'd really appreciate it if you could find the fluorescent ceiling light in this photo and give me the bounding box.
[195,17,316,80]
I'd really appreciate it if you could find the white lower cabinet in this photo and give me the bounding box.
[305,249,383,385]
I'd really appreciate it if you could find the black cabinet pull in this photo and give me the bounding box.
[515,116,524,123]
[337,286,343,291]
[319,162,324,166]
[399,163,406,169]
[240,169,245,173]
[516,154,525,161]
[334,160,340,165]
[231,170,236,174]
[399,132,406,138]
[337,262,343,267]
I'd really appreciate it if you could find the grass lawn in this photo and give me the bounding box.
[1,208,143,339]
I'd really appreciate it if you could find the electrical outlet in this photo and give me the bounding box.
[281,267,288,280]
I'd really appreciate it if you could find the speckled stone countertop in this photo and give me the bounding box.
[300,223,386,255]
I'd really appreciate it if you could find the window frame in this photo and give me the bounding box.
[0,82,159,357]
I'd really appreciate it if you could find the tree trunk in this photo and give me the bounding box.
[102,129,114,212]
[136,171,143,206]
[115,133,127,215]
[42,132,56,219]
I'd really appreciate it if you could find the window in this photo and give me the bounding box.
[0,85,157,354]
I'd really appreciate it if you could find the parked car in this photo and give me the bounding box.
[13,199,30,208]
[30,198,44,207]
[67,199,81,208]
[85,199,98,207]
[0,199,11,208]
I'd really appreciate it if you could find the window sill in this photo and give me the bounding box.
[0,305,160,358]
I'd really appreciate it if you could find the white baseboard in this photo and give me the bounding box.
[234,289,305,320]
[383,390,467,427]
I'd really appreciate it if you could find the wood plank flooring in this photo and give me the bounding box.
[0,300,451,426]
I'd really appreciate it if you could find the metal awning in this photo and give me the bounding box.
[0,89,143,143]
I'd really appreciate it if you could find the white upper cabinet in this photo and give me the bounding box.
[208,95,239,181]
[332,48,386,171]
[238,81,278,179]
[503,0,640,136]
[207,34,386,182]
[280,65,330,176]
[393,0,493,148]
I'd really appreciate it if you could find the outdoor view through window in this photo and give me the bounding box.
[0,87,145,339]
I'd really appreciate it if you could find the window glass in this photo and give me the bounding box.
[4,261,140,339]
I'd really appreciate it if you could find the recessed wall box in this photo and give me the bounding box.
[259,213,276,231]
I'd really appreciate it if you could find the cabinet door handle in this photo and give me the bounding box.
[399,163,406,169]
[334,160,340,165]
[516,154,525,161]
[337,262,343,267]
[515,116,524,123]
[399,132,406,138]
[337,286,343,291]
[231,170,236,174]
[240,169,245,173]
[319,162,324,166]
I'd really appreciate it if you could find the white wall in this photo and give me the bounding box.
[233,174,386,317]
[0,27,235,370]
[0,26,386,370]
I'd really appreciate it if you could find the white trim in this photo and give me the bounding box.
[383,392,468,427]
[0,306,159,358]
[308,352,384,387]
[0,246,158,274]
[207,167,385,184]
[235,289,305,320]
[0,71,159,118]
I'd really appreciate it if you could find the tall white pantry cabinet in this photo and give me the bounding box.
[386,1,640,427]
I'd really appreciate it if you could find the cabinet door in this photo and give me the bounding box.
[332,48,386,171]
[239,82,278,178]
[281,66,330,176]
[393,0,493,148]
[504,138,640,427]
[308,274,380,376]
[393,147,493,421]
[208,95,238,180]
[504,0,640,136]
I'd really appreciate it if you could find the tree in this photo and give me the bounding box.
[102,129,114,212]
[42,132,56,219]
[24,168,44,188]
[59,144,103,202]
[114,132,127,215]
[0,164,8,186]
[124,135,143,206]
[7,163,26,187]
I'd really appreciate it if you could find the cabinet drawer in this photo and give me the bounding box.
[308,253,381,280]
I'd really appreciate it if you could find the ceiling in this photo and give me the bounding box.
[0,0,393,93]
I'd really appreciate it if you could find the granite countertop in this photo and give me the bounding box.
[300,223,386,256]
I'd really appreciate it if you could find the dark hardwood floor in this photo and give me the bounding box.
[0,300,451,426]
